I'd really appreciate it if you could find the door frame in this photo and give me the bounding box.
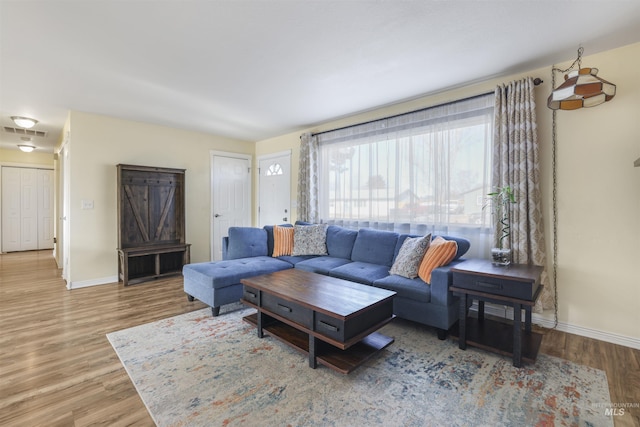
[257,150,291,227]
[210,150,252,261]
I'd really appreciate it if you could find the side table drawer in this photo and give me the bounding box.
[262,293,312,328]
[453,272,539,300]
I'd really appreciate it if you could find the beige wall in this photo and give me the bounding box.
[0,148,55,166]
[256,42,640,343]
[66,111,253,285]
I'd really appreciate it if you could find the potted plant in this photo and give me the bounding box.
[485,186,516,266]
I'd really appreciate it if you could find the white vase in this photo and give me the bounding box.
[491,248,512,266]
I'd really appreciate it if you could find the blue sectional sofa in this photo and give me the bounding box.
[183,223,470,339]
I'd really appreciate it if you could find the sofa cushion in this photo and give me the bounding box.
[277,255,317,266]
[389,234,431,279]
[263,224,293,256]
[418,236,458,284]
[373,275,431,303]
[295,256,352,275]
[351,228,399,267]
[182,256,292,289]
[329,261,390,285]
[272,225,295,257]
[326,225,358,259]
[292,224,328,256]
[227,227,268,259]
[434,235,470,260]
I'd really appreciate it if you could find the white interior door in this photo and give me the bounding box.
[211,153,251,261]
[1,167,22,252]
[19,168,38,251]
[37,169,54,249]
[258,152,291,227]
[1,166,53,252]
[61,144,70,282]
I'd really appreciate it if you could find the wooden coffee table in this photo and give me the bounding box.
[240,269,396,374]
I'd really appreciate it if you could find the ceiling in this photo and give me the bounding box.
[2,1,640,153]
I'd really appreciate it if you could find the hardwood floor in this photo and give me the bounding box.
[1,250,638,426]
[1,250,207,426]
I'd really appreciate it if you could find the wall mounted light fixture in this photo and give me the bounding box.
[547,47,616,110]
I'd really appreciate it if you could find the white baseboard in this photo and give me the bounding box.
[67,275,118,290]
[469,302,640,351]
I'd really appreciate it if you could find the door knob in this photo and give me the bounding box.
[214,214,221,218]
[283,217,288,221]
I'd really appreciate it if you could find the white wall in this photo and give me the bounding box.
[64,111,253,286]
[256,42,640,345]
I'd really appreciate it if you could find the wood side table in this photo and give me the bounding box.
[450,259,544,368]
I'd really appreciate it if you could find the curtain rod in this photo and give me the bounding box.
[308,77,543,138]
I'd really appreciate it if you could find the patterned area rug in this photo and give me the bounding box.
[107,306,612,427]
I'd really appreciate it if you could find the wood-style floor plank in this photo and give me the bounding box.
[1,250,206,427]
[1,250,639,426]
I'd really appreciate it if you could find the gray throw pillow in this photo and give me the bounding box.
[292,224,328,256]
[389,234,432,279]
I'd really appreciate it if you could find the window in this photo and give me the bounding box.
[266,162,283,176]
[317,93,494,258]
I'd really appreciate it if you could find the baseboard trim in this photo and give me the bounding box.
[67,275,118,290]
[469,302,640,350]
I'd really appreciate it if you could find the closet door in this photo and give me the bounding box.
[19,168,39,250]
[2,167,22,252]
[1,167,53,252]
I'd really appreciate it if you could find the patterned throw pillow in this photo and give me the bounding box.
[418,236,458,284]
[272,225,295,257]
[292,224,328,256]
[389,234,432,279]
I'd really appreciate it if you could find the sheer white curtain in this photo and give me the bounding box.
[316,94,495,258]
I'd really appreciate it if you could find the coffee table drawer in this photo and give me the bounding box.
[315,300,393,342]
[262,293,312,328]
[453,271,539,300]
[242,286,260,305]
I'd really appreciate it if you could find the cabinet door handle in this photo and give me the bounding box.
[319,321,339,332]
[277,303,292,313]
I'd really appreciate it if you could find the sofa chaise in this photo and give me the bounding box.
[182,223,470,339]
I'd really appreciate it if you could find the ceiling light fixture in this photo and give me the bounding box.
[18,145,36,153]
[10,116,39,128]
[547,47,616,110]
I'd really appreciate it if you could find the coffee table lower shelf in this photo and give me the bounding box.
[243,313,393,374]
[450,317,543,364]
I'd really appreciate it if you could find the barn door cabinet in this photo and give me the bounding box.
[117,164,190,286]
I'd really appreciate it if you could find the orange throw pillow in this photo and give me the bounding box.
[418,236,458,284]
[272,225,294,257]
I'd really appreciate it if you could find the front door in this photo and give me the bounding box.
[211,153,251,260]
[258,152,291,227]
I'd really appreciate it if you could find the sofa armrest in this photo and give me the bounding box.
[429,259,465,306]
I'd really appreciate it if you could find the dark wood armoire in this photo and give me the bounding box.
[116,164,190,286]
